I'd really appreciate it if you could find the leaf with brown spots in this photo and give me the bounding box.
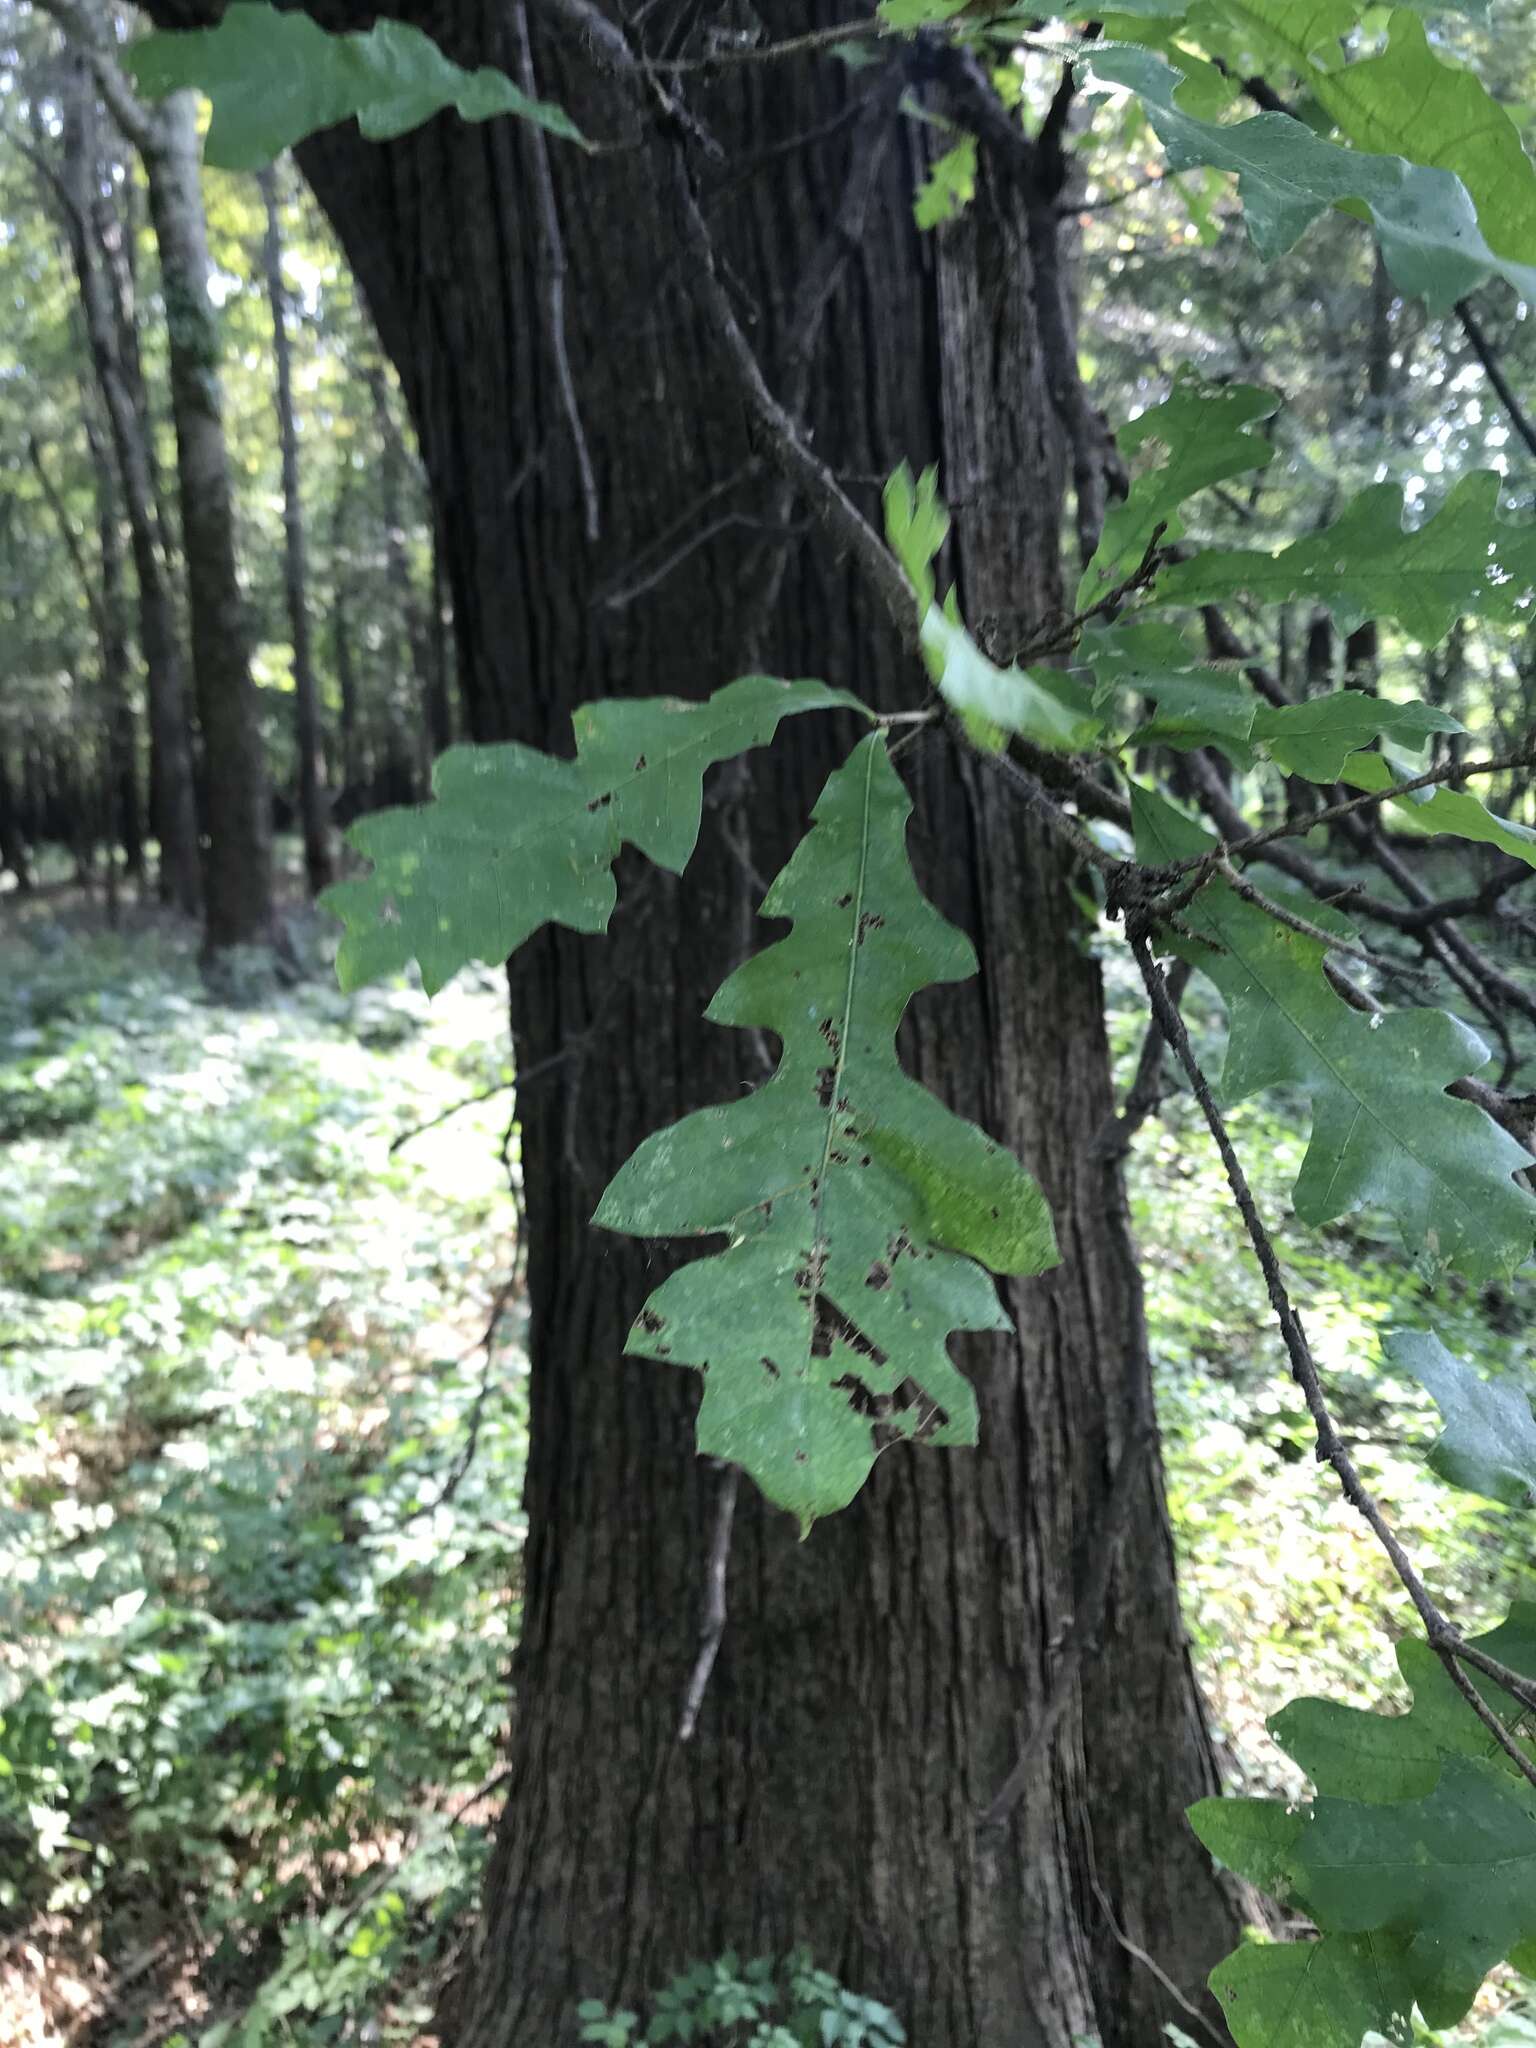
[595,734,1058,1530]
[322,675,867,994]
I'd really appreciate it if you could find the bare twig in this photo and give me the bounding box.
[1090,1876,1228,2048]
[669,151,919,651]
[1434,1650,1536,1786]
[515,3,601,542]
[1130,929,1536,1747]
[980,1409,1154,1826]
[677,1463,740,1742]
[1457,299,1536,468]
[1151,749,1536,883]
[1094,956,1192,1159]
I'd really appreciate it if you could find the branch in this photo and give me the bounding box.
[980,1406,1154,1825]
[1095,956,1193,1160]
[1457,298,1536,467]
[677,1464,740,1742]
[515,2,601,542]
[27,435,108,648]
[1131,929,1536,1760]
[34,0,160,157]
[1152,748,1536,882]
[669,150,919,651]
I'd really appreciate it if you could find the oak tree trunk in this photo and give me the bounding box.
[144,89,274,949]
[259,163,334,896]
[296,7,1243,2039]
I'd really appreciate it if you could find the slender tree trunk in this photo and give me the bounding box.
[85,412,143,880]
[142,90,274,948]
[59,60,199,914]
[368,361,435,792]
[330,475,361,799]
[427,522,454,758]
[258,163,334,896]
[296,9,1241,2041]
[0,748,33,894]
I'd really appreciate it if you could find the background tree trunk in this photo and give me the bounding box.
[0,748,33,894]
[143,88,273,949]
[259,161,333,896]
[60,59,199,915]
[367,359,435,795]
[91,421,144,884]
[298,7,1242,2040]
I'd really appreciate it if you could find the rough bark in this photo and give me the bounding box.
[259,163,334,896]
[290,6,1241,2040]
[142,89,274,949]
[59,59,200,915]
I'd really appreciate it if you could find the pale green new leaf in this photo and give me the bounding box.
[1090,44,1536,310]
[915,135,978,227]
[322,676,865,995]
[1132,787,1536,1278]
[921,600,1103,754]
[1336,751,1536,869]
[1386,1330,1536,1508]
[1155,471,1536,647]
[126,2,584,170]
[595,735,1059,1529]
[1077,374,1277,608]
[882,465,1101,752]
[883,462,949,612]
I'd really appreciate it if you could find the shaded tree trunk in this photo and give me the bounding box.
[143,89,273,948]
[330,474,361,796]
[296,7,1242,2041]
[427,521,454,758]
[85,410,143,881]
[259,162,334,896]
[59,58,199,915]
[368,360,435,793]
[0,748,33,894]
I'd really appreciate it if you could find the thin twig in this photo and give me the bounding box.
[1090,1876,1228,2048]
[515,2,601,542]
[670,149,919,652]
[677,1464,740,1742]
[1094,957,1192,1160]
[980,1414,1154,1826]
[1131,930,1536,1739]
[1435,1648,1536,1790]
[1457,299,1536,468]
[1215,858,1381,970]
[1155,749,1535,880]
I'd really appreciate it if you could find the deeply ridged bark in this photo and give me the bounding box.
[282,5,1243,2038]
